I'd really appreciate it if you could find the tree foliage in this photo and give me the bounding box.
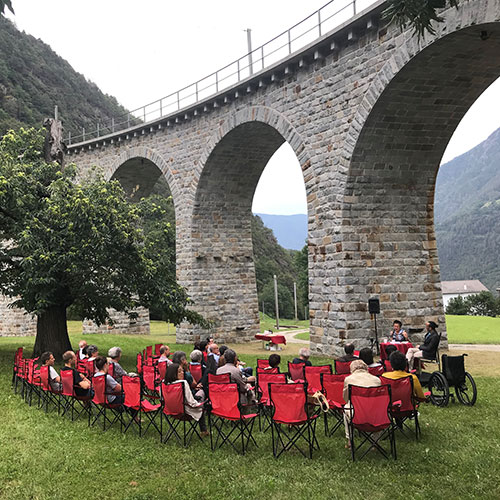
[0,128,205,355]
[383,0,463,38]
[446,291,499,317]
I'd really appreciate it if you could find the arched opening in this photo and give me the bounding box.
[83,155,176,334]
[342,22,500,347]
[187,121,309,343]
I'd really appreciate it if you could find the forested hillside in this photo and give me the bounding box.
[435,127,500,291]
[0,17,130,136]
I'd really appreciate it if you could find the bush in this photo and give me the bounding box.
[447,291,499,317]
[446,296,468,315]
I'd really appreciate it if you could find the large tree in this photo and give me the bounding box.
[0,128,204,357]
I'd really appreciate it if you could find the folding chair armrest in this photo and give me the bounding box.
[391,400,402,409]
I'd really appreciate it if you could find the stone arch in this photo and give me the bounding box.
[339,1,500,346]
[107,147,180,209]
[177,106,312,343]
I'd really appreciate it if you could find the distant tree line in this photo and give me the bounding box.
[446,291,500,317]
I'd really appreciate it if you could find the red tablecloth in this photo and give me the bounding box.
[380,342,413,360]
[255,334,287,345]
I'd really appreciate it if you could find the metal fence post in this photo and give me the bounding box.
[318,10,322,37]
[82,127,85,141]
[353,0,357,15]
[97,122,100,138]
[177,91,180,110]
[68,131,71,145]
[215,72,219,93]
[111,118,115,133]
[288,29,292,54]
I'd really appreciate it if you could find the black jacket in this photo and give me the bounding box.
[421,330,439,359]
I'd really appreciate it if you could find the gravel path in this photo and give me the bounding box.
[449,343,500,351]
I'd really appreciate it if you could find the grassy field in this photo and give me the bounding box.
[1,332,500,499]
[259,312,309,332]
[445,315,500,344]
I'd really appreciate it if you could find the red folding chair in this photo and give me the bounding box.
[334,360,353,375]
[142,364,160,399]
[136,353,143,375]
[383,359,392,372]
[208,373,231,384]
[90,375,124,431]
[161,382,204,447]
[39,365,62,413]
[256,372,286,431]
[26,358,42,407]
[190,363,203,384]
[146,345,153,365]
[257,359,270,369]
[85,359,96,379]
[108,362,115,379]
[257,366,279,374]
[122,376,161,437]
[381,375,421,439]
[268,383,319,459]
[368,364,385,377]
[208,383,258,455]
[304,365,332,394]
[154,343,162,356]
[12,347,23,392]
[347,384,396,461]
[321,373,347,437]
[158,361,168,380]
[60,369,92,422]
[288,361,305,381]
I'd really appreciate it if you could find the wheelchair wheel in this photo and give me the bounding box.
[455,372,477,406]
[429,371,449,407]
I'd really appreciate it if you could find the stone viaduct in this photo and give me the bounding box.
[65,0,500,354]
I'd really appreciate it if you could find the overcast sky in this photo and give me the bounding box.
[7,0,500,214]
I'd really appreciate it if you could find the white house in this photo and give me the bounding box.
[441,280,489,309]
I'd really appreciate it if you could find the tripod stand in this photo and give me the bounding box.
[369,313,380,355]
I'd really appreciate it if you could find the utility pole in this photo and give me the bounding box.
[245,28,253,75]
[293,282,298,321]
[273,274,280,330]
[262,301,265,317]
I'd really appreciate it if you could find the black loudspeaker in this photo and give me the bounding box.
[368,298,380,314]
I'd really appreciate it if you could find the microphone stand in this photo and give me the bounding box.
[370,313,380,355]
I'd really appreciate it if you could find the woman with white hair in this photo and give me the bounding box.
[292,347,312,367]
[342,359,381,448]
[108,346,127,383]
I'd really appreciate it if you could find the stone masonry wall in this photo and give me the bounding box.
[82,307,150,335]
[0,294,37,337]
[67,0,500,354]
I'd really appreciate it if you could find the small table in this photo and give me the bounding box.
[380,342,414,360]
[255,333,287,350]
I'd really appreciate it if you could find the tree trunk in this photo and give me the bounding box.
[33,305,72,359]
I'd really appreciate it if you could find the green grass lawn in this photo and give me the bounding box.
[1,333,500,499]
[446,315,500,344]
[259,312,309,332]
[295,331,310,341]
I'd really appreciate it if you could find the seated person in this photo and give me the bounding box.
[158,345,172,364]
[86,345,99,362]
[189,349,203,366]
[93,355,123,404]
[107,346,127,383]
[385,344,398,358]
[342,360,381,447]
[61,351,92,397]
[264,353,281,371]
[78,340,88,360]
[172,350,204,399]
[164,362,207,435]
[216,348,256,405]
[207,344,220,365]
[406,320,440,370]
[40,351,61,391]
[389,320,409,342]
[358,347,382,368]
[336,343,357,363]
[292,347,312,367]
[382,351,426,401]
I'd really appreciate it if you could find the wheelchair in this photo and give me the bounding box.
[418,353,477,407]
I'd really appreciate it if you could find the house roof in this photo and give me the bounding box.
[441,280,488,294]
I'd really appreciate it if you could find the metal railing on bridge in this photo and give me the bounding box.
[66,0,376,145]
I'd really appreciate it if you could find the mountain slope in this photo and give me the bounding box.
[435,128,500,224]
[0,17,130,136]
